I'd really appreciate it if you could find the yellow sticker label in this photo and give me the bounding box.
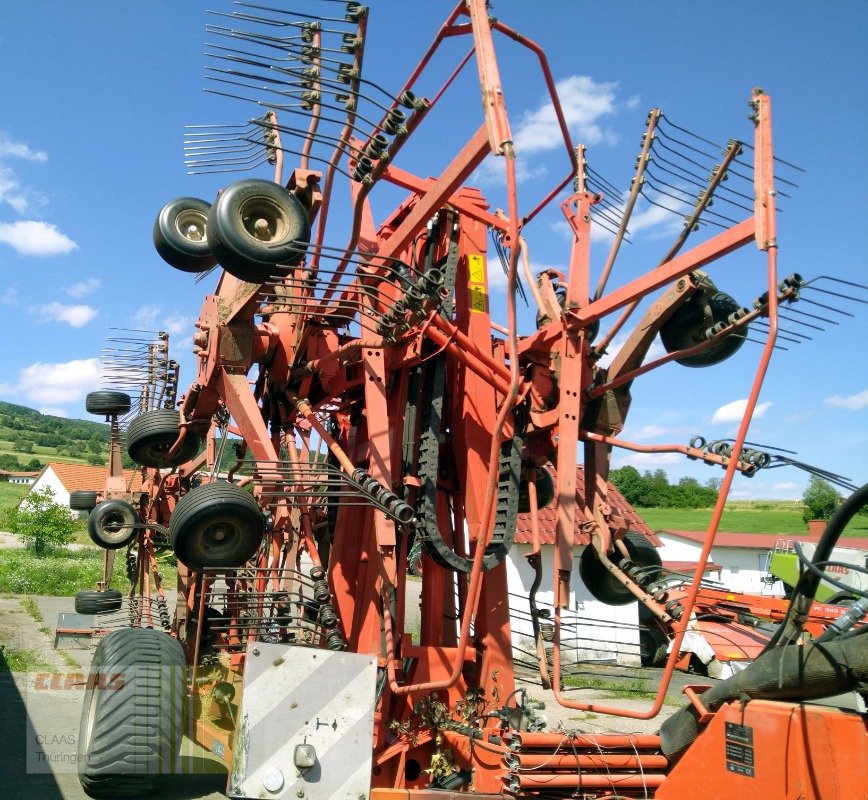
[467,253,486,284]
[470,286,488,314]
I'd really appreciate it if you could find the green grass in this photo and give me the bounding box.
[20,596,43,623]
[0,547,127,596]
[639,504,868,538]
[563,675,657,700]
[0,646,52,672]
[0,446,92,466]
[0,481,28,514]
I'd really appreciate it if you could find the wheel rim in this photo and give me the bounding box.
[239,196,291,245]
[82,685,98,755]
[189,515,252,564]
[99,511,134,546]
[173,208,207,245]
[142,438,173,463]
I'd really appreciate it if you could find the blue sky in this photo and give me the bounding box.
[0,1,865,499]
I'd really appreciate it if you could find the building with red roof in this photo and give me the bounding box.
[506,465,657,667]
[26,462,144,511]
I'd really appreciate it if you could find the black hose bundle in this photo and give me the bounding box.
[660,630,868,756]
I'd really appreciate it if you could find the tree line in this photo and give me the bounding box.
[610,466,722,509]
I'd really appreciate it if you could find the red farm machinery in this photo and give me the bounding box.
[74,2,867,799]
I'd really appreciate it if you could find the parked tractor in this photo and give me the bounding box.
[75,2,867,799]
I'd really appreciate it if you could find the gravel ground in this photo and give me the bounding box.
[513,661,715,736]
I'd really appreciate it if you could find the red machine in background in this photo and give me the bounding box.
[75,3,867,799]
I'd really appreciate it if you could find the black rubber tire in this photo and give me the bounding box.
[126,409,202,469]
[87,500,139,550]
[579,531,663,606]
[75,589,123,615]
[518,467,556,514]
[85,391,132,416]
[660,291,745,367]
[169,481,265,570]
[153,196,218,273]
[70,490,99,511]
[207,178,310,283]
[639,624,669,667]
[77,627,186,797]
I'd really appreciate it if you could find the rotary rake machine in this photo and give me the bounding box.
[75,2,867,799]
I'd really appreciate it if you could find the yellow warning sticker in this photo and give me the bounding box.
[470,286,488,314]
[467,254,487,313]
[467,253,486,284]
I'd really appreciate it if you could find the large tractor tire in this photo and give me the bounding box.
[78,627,186,797]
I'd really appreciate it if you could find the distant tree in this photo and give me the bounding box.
[2,486,76,554]
[801,476,841,523]
[644,469,672,506]
[23,458,43,472]
[671,476,717,509]
[610,466,651,506]
[86,453,105,466]
[14,437,34,454]
[0,454,19,471]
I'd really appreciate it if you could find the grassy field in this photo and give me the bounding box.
[0,541,177,596]
[640,503,868,538]
[0,482,28,513]
[0,548,127,595]
[0,443,94,466]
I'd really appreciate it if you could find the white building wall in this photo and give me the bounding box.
[656,533,785,596]
[506,545,641,666]
[28,468,71,508]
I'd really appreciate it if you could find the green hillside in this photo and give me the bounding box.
[0,401,111,472]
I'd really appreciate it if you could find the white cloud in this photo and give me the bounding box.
[728,480,801,501]
[514,75,619,154]
[0,220,77,256]
[710,398,772,424]
[0,358,102,405]
[30,301,98,328]
[824,389,868,411]
[472,75,621,187]
[620,452,682,468]
[132,305,159,326]
[162,314,192,335]
[1,285,18,305]
[65,277,101,298]
[132,305,192,336]
[0,133,48,162]
[39,407,69,418]
[630,424,667,440]
[0,166,30,214]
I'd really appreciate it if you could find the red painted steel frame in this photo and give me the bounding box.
[140,1,836,796]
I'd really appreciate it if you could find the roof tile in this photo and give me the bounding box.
[514,466,657,547]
